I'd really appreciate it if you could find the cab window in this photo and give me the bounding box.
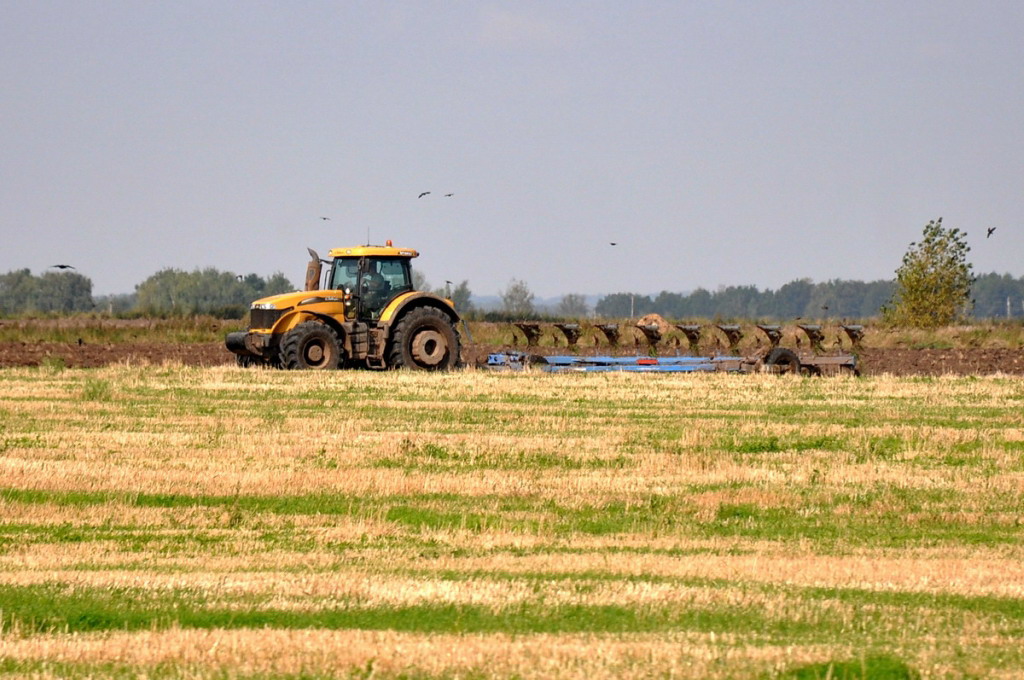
[377,258,412,294]
[330,258,360,292]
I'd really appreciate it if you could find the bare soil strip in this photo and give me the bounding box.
[4,340,1024,375]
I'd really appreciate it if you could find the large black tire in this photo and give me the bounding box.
[387,307,461,371]
[281,321,342,370]
[765,347,802,375]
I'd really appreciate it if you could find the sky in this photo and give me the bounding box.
[2,1,1022,298]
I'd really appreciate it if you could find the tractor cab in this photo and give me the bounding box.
[328,251,415,320]
[304,241,419,320]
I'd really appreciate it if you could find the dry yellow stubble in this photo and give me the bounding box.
[0,628,931,680]
[2,366,1024,677]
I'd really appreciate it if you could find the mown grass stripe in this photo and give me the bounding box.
[0,584,813,637]
[3,487,1022,547]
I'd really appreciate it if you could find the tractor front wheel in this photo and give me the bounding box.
[281,321,342,370]
[387,307,461,371]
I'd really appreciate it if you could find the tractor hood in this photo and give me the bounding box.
[249,289,346,311]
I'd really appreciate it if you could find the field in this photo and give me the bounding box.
[3,317,1024,376]
[1,363,1023,679]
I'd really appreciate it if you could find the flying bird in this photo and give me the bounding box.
[444,193,454,197]
[320,216,330,221]
[609,242,618,246]
[987,227,996,238]
[418,191,431,199]
[51,264,75,270]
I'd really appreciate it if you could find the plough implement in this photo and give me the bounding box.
[496,321,862,375]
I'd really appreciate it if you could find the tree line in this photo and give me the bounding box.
[590,272,1024,322]
[2,265,1023,322]
[593,278,895,320]
[0,268,294,318]
[0,269,94,314]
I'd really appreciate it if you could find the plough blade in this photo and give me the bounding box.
[554,323,582,347]
[675,324,702,353]
[513,322,543,347]
[840,324,865,348]
[595,324,621,346]
[715,324,744,352]
[636,323,662,347]
[797,324,825,352]
[755,324,782,348]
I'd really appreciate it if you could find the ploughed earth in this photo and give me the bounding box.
[2,339,1024,376]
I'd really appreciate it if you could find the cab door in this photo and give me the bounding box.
[359,257,412,319]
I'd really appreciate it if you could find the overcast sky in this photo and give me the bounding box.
[2,1,1022,297]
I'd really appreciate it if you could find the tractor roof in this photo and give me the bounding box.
[328,243,418,259]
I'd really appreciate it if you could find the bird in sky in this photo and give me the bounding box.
[609,242,618,246]
[821,305,829,311]
[987,227,996,238]
[51,264,74,270]
[418,191,431,198]
[320,216,330,221]
[444,193,454,197]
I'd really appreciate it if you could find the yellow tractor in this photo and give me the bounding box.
[226,241,461,370]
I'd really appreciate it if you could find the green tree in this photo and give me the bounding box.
[883,217,974,328]
[423,279,474,314]
[971,273,1024,319]
[135,268,294,317]
[594,292,652,318]
[94,292,137,315]
[556,293,590,318]
[594,293,624,317]
[411,268,430,292]
[36,271,93,313]
[264,272,294,296]
[500,278,535,318]
[446,280,474,314]
[0,269,93,314]
[0,269,38,314]
[772,278,813,318]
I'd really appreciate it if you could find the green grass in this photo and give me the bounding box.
[776,655,920,680]
[4,580,1022,641]
[4,483,1020,548]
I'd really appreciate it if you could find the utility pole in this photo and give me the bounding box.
[1008,296,1013,319]
[630,293,635,319]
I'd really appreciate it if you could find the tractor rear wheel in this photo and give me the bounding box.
[765,347,801,375]
[387,307,461,371]
[281,321,342,370]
